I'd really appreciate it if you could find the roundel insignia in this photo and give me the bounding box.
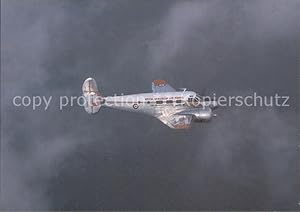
[133,104,139,109]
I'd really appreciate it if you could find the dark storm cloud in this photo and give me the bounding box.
[1,0,299,210]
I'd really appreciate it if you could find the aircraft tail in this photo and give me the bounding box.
[82,77,104,114]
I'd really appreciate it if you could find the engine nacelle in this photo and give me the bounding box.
[177,107,213,122]
[192,107,213,122]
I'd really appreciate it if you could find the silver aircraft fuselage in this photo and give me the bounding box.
[104,91,195,115]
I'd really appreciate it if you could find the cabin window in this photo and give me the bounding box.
[147,101,150,104]
[188,98,193,102]
[156,100,163,104]
[166,100,173,104]
[175,100,182,103]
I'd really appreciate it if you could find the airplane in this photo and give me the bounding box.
[82,77,218,129]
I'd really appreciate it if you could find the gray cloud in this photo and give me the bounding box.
[1,0,299,210]
[148,1,210,72]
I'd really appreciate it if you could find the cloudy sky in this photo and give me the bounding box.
[1,0,300,210]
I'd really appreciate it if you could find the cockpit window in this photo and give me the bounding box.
[193,94,201,103]
[193,94,211,102]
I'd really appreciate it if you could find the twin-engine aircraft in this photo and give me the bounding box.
[82,78,218,129]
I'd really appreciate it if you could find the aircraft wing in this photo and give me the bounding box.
[152,79,176,93]
[154,106,192,129]
[157,114,192,129]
